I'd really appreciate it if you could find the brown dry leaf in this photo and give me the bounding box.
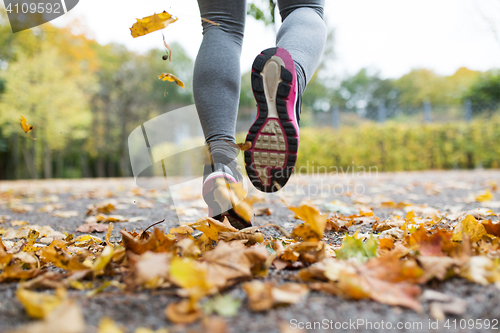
[165,299,201,324]
[169,225,194,235]
[254,207,271,216]
[8,301,85,333]
[76,223,109,233]
[202,241,270,289]
[407,227,454,256]
[128,251,171,289]
[86,201,116,215]
[0,263,41,282]
[280,241,325,264]
[17,288,67,319]
[20,115,36,140]
[202,316,228,333]
[190,217,238,242]
[452,214,487,242]
[38,243,89,271]
[363,254,425,284]
[300,258,422,311]
[130,11,178,38]
[158,73,185,88]
[417,256,459,281]
[53,211,78,218]
[120,228,175,255]
[218,230,264,245]
[482,219,500,237]
[372,217,405,232]
[105,223,113,246]
[243,281,308,311]
[290,205,327,241]
[326,215,352,232]
[175,238,201,258]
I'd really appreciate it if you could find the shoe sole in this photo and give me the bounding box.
[244,47,299,193]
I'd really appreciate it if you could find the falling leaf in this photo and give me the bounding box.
[130,11,178,38]
[20,115,36,140]
[158,73,185,88]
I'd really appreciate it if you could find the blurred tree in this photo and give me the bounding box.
[330,69,399,120]
[394,69,445,107]
[247,0,276,25]
[0,44,93,178]
[464,69,500,111]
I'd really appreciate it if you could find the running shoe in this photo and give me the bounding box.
[244,47,300,193]
[202,161,252,230]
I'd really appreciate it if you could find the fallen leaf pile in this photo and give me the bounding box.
[1,176,500,331]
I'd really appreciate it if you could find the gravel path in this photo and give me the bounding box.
[1,170,499,333]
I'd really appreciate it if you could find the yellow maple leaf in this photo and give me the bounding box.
[158,73,185,88]
[290,205,327,240]
[452,214,487,242]
[130,11,178,38]
[19,115,36,140]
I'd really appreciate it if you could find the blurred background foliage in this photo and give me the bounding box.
[0,6,499,179]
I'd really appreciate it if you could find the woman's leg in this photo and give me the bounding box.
[195,0,251,229]
[193,0,247,161]
[276,0,327,96]
[244,0,326,192]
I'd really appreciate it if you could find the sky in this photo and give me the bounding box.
[17,0,500,79]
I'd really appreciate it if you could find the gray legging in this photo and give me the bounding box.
[193,0,327,160]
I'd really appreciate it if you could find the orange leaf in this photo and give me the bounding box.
[20,115,36,140]
[158,73,185,88]
[130,11,178,38]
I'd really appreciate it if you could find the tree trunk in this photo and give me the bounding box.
[12,134,19,179]
[43,145,52,179]
[56,149,64,178]
[22,140,37,179]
